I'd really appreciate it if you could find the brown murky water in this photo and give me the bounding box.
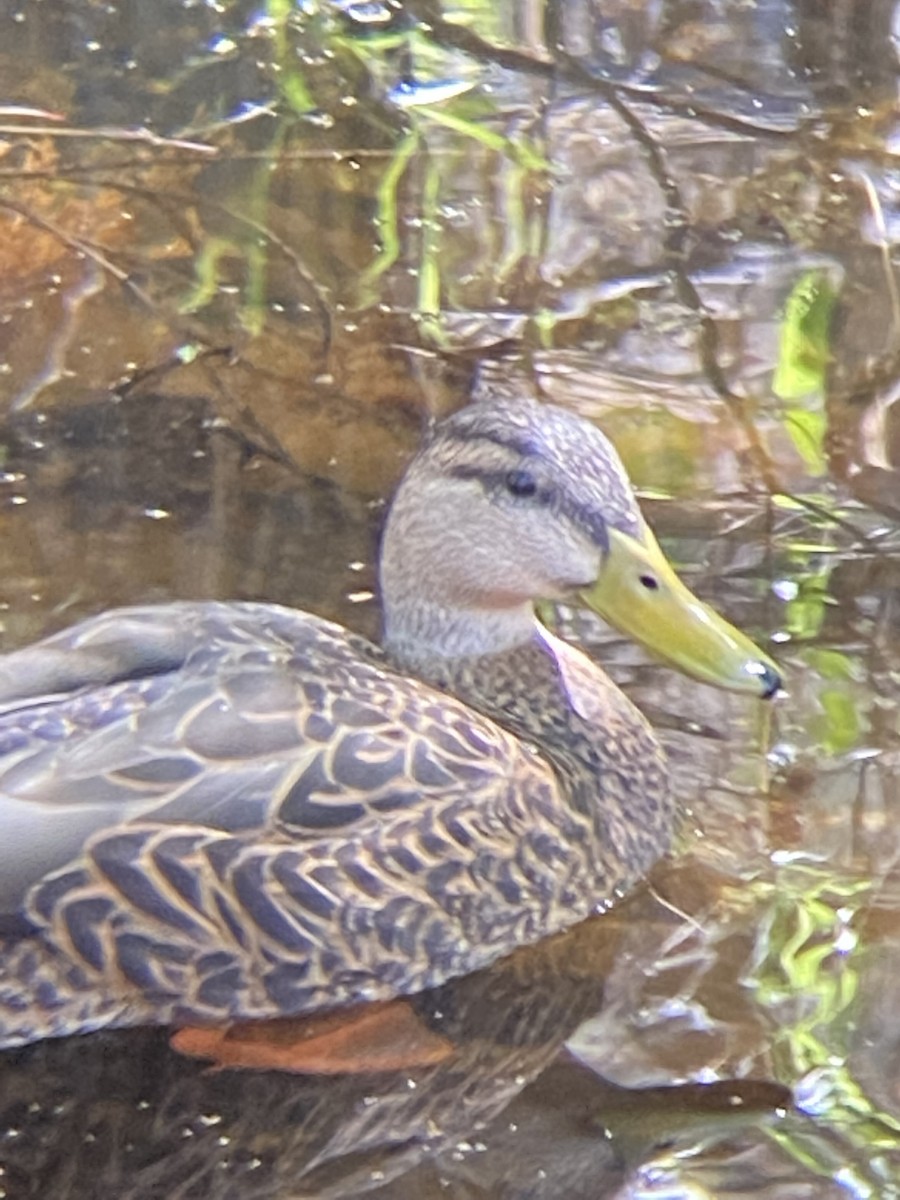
[0,1,900,1196]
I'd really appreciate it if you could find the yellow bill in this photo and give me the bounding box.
[580,524,781,698]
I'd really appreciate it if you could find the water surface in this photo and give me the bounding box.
[0,1,899,1196]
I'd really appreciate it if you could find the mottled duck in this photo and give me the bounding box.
[0,398,778,1065]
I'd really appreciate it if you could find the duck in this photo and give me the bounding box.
[0,397,779,1060]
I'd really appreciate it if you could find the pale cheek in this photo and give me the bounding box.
[522,523,600,593]
[425,500,600,605]
[541,548,601,597]
[478,524,599,602]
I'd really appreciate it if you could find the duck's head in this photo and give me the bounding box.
[380,398,780,698]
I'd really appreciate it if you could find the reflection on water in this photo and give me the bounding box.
[0,906,790,1199]
[1,0,900,1196]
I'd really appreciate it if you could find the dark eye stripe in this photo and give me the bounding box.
[445,462,609,551]
[447,464,547,500]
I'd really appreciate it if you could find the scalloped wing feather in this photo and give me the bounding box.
[0,603,573,1026]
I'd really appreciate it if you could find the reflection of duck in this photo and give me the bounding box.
[0,398,778,1054]
[0,911,789,1200]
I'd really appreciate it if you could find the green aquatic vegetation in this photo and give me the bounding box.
[497,156,528,280]
[432,0,509,42]
[773,271,838,401]
[179,6,549,335]
[358,127,422,292]
[769,498,875,757]
[359,100,547,316]
[774,548,867,755]
[416,155,443,340]
[783,564,834,642]
[784,408,828,476]
[415,103,549,172]
[800,645,865,756]
[178,233,268,336]
[814,686,862,757]
[179,0,318,333]
[742,868,900,1188]
[773,271,840,478]
[340,22,548,320]
[267,0,315,114]
[802,647,859,683]
[532,306,557,349]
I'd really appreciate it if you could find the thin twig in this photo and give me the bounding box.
[0,124,217,154]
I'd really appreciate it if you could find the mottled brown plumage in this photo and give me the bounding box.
[0,397,775,1050]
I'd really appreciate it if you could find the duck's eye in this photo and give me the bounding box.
[639,574,659,591]
[504,469,538,498]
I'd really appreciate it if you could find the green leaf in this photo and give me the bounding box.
[819,687,862,755]
[802,648,858,682]
[773,271,839,401]
[784,408,828,476]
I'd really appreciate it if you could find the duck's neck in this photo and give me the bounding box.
[384,617,675,889]
[382,596,538,667]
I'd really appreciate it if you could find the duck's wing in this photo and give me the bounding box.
[0,603,571,1031]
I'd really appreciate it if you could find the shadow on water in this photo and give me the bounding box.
[1,0,900,1196]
